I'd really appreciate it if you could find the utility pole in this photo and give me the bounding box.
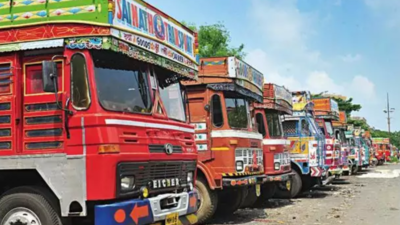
[383,93,395,137]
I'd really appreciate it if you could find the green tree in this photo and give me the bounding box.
[183,21,246,59]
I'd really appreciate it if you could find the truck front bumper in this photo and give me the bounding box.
[222,174,266,187]
[265,171,294,182]
[94,191,198,225]
[329,167,343,175]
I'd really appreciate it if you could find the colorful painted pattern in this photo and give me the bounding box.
[64,37,197,79]
[203,60,225,66]
[49,5,96,17]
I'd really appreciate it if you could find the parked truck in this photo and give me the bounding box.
[372,138,389,165]
[246,83,293,204]
[183,56,265,223]
[312,97,343,178]
[344,130,361,174]
[332,111,352,175]
[280,91,327,198]
[0,1,200,224]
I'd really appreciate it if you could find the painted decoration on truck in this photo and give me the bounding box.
[0,1,107,26]
[111,29,197,70]
[64,37,197,78]
[227,57,263,96]
[330,99,339,115]
[274,85,292,106]
[113,0,196,63]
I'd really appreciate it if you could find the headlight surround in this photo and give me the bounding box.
[236,161,244,171]
[274,162,280,170]
[121,176,135,191]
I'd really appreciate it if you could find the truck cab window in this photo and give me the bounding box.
[255,113,266,137]
[71,54,90,109]
[91,50,151,113]
[301,119,310,136]
[266,110,283,138]
[211,94,223,127]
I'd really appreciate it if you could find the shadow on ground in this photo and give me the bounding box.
[208,199,295,224]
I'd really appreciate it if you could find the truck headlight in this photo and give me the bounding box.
[274,162,280,170]
[121,176,135,191]
[187,172,193,183]
[236,161,244,171]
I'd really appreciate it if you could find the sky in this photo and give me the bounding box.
[146,0,400,131]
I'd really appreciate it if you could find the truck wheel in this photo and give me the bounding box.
[216,188,246,215]
[274,170,302,198]
[0,189,62,225]
[253,183,277,207]
[301,175,315,192]
[351,165,358,175]
[240,187,258,208]
[196,178,218,224]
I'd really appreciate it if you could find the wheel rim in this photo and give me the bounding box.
[1,207,42,225]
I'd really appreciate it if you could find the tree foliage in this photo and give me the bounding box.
[183,21,246,59]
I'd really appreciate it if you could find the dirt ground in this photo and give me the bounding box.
[208,163,400,225]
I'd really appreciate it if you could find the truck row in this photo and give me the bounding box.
[0,1,394,225]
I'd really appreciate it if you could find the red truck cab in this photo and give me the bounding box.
[250,83,293,203]
[0,1,199,225]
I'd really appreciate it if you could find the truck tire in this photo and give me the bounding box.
[351,165,358,175]
[216,188,246,215]
[0,188,62,225]
[274,170,302,198]
[240,187,258,208]
[253,183,277,207]
[196,178,218,224]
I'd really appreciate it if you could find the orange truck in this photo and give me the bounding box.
[312,97,343,177]
[247,83,293,204]
[183,57,265,223]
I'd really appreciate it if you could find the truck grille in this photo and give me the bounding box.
[148,144,183,153]
[117,161,196,197]
[235,148,263,173]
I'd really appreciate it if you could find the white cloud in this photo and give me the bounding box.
[349,75,377,100]
[340,54,362,62]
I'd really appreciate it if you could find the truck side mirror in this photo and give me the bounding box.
[42,61,58,93]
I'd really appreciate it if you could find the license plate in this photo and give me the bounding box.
[286,180,291,191]
[166,213,179,225]
[256,184,261,197]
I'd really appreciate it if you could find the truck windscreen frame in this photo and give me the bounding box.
[91,50,152,114]
[265,109,283,138]
[159,82,187,122]
[224,92,249,129]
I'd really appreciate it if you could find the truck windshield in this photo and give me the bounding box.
[265,110,282,138]
[225,97,249,129]
[159,83,186,122]
[92,51,151,113]
[325,121,334,137]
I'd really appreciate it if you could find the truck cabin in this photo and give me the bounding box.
[183,56,265,178]
[282,92,324,162]
[253,83,292,175]
[0,0,200,222]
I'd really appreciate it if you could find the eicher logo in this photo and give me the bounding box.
[152,178,180,189]
[115,0,194,56]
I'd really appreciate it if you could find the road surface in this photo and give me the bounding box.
[208,163,400,225]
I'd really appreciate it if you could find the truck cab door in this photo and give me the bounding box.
[0,54,18,155]
[20,56,66,155]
